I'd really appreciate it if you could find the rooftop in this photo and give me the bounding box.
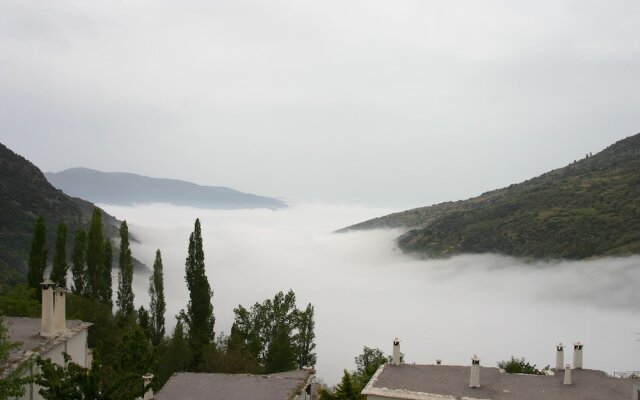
[363,363,637,400]
[154,369,313,400]
[3,316,91,372]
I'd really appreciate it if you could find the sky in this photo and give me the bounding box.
[1,0,640,208]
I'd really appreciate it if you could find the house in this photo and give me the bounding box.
[154,368,316,400]
[3,280,92,400]
[362,339,640,400]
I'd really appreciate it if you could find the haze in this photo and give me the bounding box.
[2,1,640,208]
[100,203,640,384]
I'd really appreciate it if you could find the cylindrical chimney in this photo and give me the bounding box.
[54,287,67,332]
[469,355,480,388]
[40,279,55,337]
[143,373,154,400]
[392,338,401,365]
[573,342,583,369]
[556,343,564,370]
[563,364,572,385]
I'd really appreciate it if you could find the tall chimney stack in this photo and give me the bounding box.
[143,373,154,400]
[563,364,572,385]
[556,343,564,370]
[469,355,480,388]
[392,338,401,365]
[40,279,55,337]
[53,287,67,332]
[573,342,583,369]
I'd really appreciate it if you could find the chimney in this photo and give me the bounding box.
[633,383,640,400]
[556,343,564,370]
[143,373,154,400]
[392,338,401,365]
[40,279,55,337]
[563,364,572,385]
[573,342,583,369]
[436,359,442,365]
[54,287,67,332]
[469,355,480,388]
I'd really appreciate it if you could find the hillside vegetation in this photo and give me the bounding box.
[341,133,640,260]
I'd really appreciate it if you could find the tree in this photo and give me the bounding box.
[116,221,135,317]
[50,222,68,289]
[295,303,317,369]
[149,249,166,345]
[497,356,545,375]
[86,208,105,299]
[71,230,87,295]
[353,347,388,388]
[101,240,113,307]
[27,217,47,291]
[183,218,214,367]
[0,318,29,398]
[319,370,363,400]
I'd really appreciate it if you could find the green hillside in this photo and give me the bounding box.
[341,133,640,260]
[0,143,123,286]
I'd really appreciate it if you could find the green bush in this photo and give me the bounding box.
[497,357,545,375]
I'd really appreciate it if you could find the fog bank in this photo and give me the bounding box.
[100,203,640,384]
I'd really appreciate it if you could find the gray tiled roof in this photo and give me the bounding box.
[363,363,637,400]
[154,369,313,400]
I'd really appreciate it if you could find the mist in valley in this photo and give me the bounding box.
[100,203,640,384]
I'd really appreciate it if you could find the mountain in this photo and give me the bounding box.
[45,168,287,210]
[341,133,640,260]
[0,143,137,286]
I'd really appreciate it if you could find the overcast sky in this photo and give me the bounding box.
[1,0,639,208]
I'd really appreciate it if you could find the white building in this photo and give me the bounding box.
[3,280,92,400]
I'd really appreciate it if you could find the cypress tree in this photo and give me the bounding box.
[101,239,113,307]
[86,208,105,299]
[117,221,135,317]
[149,249,166,345]
[71,229,87,295]
[27,217,47,291]
[184,218,214,366]
[50,222,68,289]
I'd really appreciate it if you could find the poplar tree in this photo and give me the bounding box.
[86,208,105,299]
[117,221,135,317]
[71,230,87,295]
[27,217,47,291]
[183,218,214,366]
[149,249,166,345]
[101,239,113,307]
[296,303,317,368]
[50,222,68,289]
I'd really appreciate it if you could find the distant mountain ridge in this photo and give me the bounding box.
[341,133,640,260]
[0,143,128,285]
[45,168,287,210]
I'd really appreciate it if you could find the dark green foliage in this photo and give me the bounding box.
[232,290,317,373]
[149,249,166,345]
[86,208,105,299]
[50,222,68,289]
[35,353,103,400]
[27,217,47,291]
[71,230,87,295]
[345,133,640,260]
[117,221,135,317]
[0,284,40,317]
[0,318,30,398]
[101,240,113,307]
[156,319,192,387]
[498,356,545,375]
[184,219,214,368]
[353,347,388,388]
[138,306,153,341]
[319,370,363,400]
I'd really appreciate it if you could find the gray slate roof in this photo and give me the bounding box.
[154,369,313,400]
[363,364,637,400]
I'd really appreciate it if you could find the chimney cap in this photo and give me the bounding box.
[54,287,66,293]
[573,341,583,349]
[40,279,54,287]
[471,355,481,364]
[393,338,400,345]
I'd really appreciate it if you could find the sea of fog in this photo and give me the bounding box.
[98,203,640,385]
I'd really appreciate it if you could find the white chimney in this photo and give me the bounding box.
[556,343,564,370]
[633,383,640,400]
[469,355,480,388]
[563,364,572,385]
[392,338,401,365]
[143,373,154,400]
[40,279,55,337]
[87,349,93,369]
[573,342,583,369]
[53,287,67,332]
